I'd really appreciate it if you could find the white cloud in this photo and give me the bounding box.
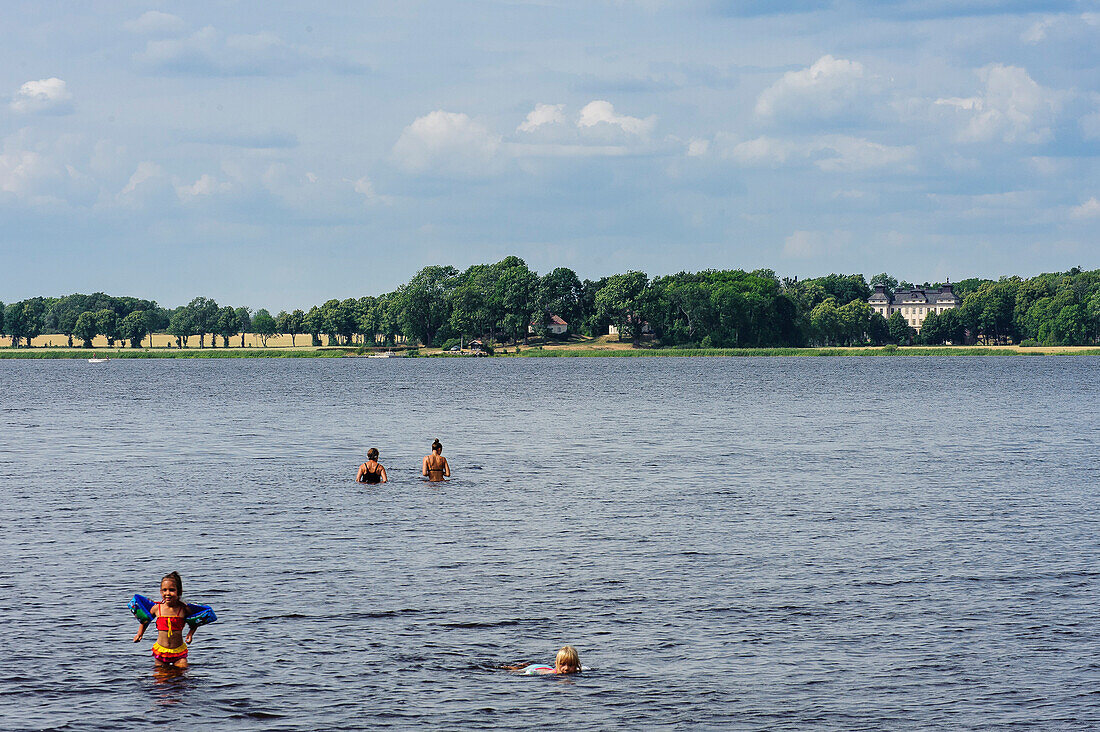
[1070,197,1100,219]
[117,160,176,208]
[934,64,1060,144]
[1021,17,1054,44]
[124,11,186,36]
[725,134,915,172]
[120,161,165,196]
[755,55,866,122]
[686,138,710,157]
[518,103,565,132]
[176,173,232,199]
[347,175,391,204]
[10,78,73,115]
[0,148,46,195]
[0,132,101,206]
[577,100,655,136]
[393,110,502,175]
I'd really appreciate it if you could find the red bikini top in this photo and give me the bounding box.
[156,604,187,632]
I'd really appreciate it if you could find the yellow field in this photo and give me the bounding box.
[26,333,318,349]
[15,332,1100,355]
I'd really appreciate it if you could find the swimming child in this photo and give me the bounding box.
[130,571,216,668]
[422,439,450,482]
[357,448,388,484]
[504,645,582,675]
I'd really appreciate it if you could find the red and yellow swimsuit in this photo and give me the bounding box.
[151,606,188,662]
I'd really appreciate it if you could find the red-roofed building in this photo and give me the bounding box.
[529,314,569,335]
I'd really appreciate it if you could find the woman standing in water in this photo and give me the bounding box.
[356,448,388,484]
[422,439,450,482]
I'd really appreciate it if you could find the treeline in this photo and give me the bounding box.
[2,260,1099,348]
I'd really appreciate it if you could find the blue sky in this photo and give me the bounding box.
[2,1,1099,310]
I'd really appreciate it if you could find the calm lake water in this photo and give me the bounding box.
[1,356,1098,730]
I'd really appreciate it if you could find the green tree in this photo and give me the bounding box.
[234,307,251,347]
[396,265,458,347]
[252,308,277,347]
[803,273,871,308]
[167,307,194,347]
[186,297,219,348]
[215,306,239,347]
[94,309,118,346]
[596,271,650,346]
[74,311,99,348]
[303,306,324,346]
[48,295,88,347]
[325,298,359,345]
[289,309,304,346]
[918,309,944,345]
[867,311,890,345]
[837,300,872,346]
[0,301,4,343]
[809,298,840,346]
[6,299,46,347]
[119,310,148,347]
[869,273,899,298]
[939,307,966,344]
[496,258,539,343]
[538,267,582,330]
[887,310,914,345]
[353,298,378,345]
[275,311,292,344]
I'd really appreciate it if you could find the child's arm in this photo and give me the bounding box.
[133,603,154,642]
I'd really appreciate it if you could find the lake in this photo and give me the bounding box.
[1,356,1098,730]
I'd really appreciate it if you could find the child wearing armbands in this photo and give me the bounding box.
[504,645,582,675]
[130,571,216,668]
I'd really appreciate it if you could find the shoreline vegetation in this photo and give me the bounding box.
[4,264,1100,355]
[3,336,1099,359]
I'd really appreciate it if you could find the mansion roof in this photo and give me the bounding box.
[868,283,959,305]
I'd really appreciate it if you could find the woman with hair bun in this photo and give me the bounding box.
[421,439,450,482]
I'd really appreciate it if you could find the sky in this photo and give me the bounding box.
[2,0,1099,311]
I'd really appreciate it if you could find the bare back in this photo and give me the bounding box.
[422,453,450,482]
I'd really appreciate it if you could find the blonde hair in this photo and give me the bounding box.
[556,645,580,671]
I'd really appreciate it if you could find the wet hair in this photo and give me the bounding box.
[367,448,379,460]
[161,571,183,596]
[432,439,442,453]
[556,645,580,672]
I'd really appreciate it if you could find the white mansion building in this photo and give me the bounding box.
[868,283,960,333]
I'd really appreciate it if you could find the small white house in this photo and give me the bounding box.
[609,320,653,338]
[529,314,568,335]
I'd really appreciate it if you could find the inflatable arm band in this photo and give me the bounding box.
[129,594,217,629]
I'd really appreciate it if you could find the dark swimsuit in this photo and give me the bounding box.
[360,463,382,484]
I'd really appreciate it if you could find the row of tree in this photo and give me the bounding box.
[2,262,1098,348]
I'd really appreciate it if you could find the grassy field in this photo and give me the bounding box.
[4,333,1100,358]
[0,347,349,359]
[428,335,1100,357]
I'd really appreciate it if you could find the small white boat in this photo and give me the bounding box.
[88,354,110,363]
[368,351,400,358]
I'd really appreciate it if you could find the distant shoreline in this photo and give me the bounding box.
[3,345,1100,359]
